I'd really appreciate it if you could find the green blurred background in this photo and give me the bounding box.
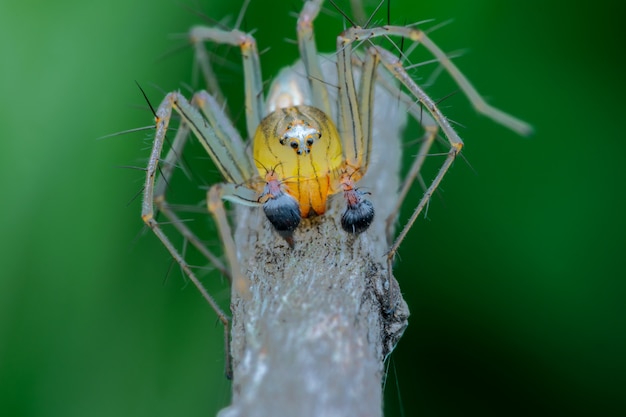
[1,0,624,416]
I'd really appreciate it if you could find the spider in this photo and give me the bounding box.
[139,0,531,378]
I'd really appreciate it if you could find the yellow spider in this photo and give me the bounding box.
[138,0,531,376]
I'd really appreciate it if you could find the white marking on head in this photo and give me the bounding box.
[282,123,320,155]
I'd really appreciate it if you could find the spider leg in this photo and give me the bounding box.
[336,34,365,171]
[190,91,255,183]
[152,121,230,279]
[330,20,533,300]
[342,25,533,136]
[297,0,331,116]
[141,93,233,378]
[143,82,264,375]
[355,51,377,171]
[386,124,438,242]
[384,90,440,241]
[207,185,252,300]
[189,25,265,138]
[334,33,380,234]
[171,91,254,185]
[191,32,225,108]
[368,46,464,291]
[345,54,441,242]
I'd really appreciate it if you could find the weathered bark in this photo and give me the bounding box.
[218,60,409,417]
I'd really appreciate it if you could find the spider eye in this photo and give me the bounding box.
[306,138,314,146]
[290,142,298,149]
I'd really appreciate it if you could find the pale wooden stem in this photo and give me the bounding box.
[218,60,409,417]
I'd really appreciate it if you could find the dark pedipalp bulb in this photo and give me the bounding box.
[341,189,375,234]
[259,171,301,247]
[262,190,301,247]
[263,192,301,232]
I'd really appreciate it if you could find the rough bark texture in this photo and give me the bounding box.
[218,60,409,417]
